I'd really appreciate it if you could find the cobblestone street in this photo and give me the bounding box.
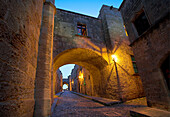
[52,91,147,117]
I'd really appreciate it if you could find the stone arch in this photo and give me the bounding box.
[63,81,68,90]
[53,48,108,96]
[63,81,68,85]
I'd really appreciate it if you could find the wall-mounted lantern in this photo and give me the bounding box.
[111,55,118,62]
[79,71,84,80]
[71,80,74,84]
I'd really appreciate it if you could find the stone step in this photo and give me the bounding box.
[130,107,170,117]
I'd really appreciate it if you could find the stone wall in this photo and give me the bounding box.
[0,0,43,116]
[53,5,145,101]
[55,69,63,93]
[68,75,71,91]
[119,0,170,111]
[119,0,169,43]
[53,7,111,97]
[70,65,92,96]
[132,18,170,110]
[81,68,92,96]
[53,10,108,97]
[79,67,92,95]
[34,1,56,116]
[53,8,106,58]
[70,65,80,93]
[99,5,145,101]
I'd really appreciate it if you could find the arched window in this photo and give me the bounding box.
[161,55,170,90]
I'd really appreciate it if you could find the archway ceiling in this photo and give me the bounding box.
[63,82,68,85]
[53,48,108,71]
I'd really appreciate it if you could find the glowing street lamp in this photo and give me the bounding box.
[111,55,118,62]
[111,54,123,101]
[79,72,84,80]
[71,80,74,84]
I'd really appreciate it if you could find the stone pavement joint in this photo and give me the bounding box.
[71,91,122,106]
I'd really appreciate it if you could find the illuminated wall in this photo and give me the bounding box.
[55,69,63,93]
[53,5,145,101]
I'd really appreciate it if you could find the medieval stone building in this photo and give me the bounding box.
[0,0,151,116]
[69,65,93,96]
[119,0,170,111]
[53,4,144,101]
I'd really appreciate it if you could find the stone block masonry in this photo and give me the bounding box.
[99,5,144,101]
[34,1,56,117]
[53,4,145,101]
[0,0,44,117]
[119,0,170,111]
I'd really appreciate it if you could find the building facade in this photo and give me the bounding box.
[70,65,80,93]
[70,65,93,96]
[119,0,170,111]
[53,5,144,101]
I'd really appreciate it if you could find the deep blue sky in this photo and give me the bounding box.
[55,0,123,17]
[57,0,123,78]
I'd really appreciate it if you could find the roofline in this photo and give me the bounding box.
[56,8,99,20]
[118,0,126,11]
[99,4,118,13]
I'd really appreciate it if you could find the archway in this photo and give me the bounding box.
[63,82,68,90]
[53,48,108,97]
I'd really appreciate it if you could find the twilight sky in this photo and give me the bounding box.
[55,0,123,17]
[56,0,123,78]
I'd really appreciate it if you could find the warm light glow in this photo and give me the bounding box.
[124,25,128,36]
[111,55,118,62]
[71,80,74,84]
[79,71,84,80]
[63,84,68,90]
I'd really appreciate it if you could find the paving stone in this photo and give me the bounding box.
[52,91,147,117]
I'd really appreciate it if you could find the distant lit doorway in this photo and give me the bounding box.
[63,84,68,90]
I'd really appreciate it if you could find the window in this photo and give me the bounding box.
[77,23,87,36]
[131,55,138,74]
[133,11,150,36]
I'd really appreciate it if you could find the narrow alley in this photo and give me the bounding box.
[52,91,146,117]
